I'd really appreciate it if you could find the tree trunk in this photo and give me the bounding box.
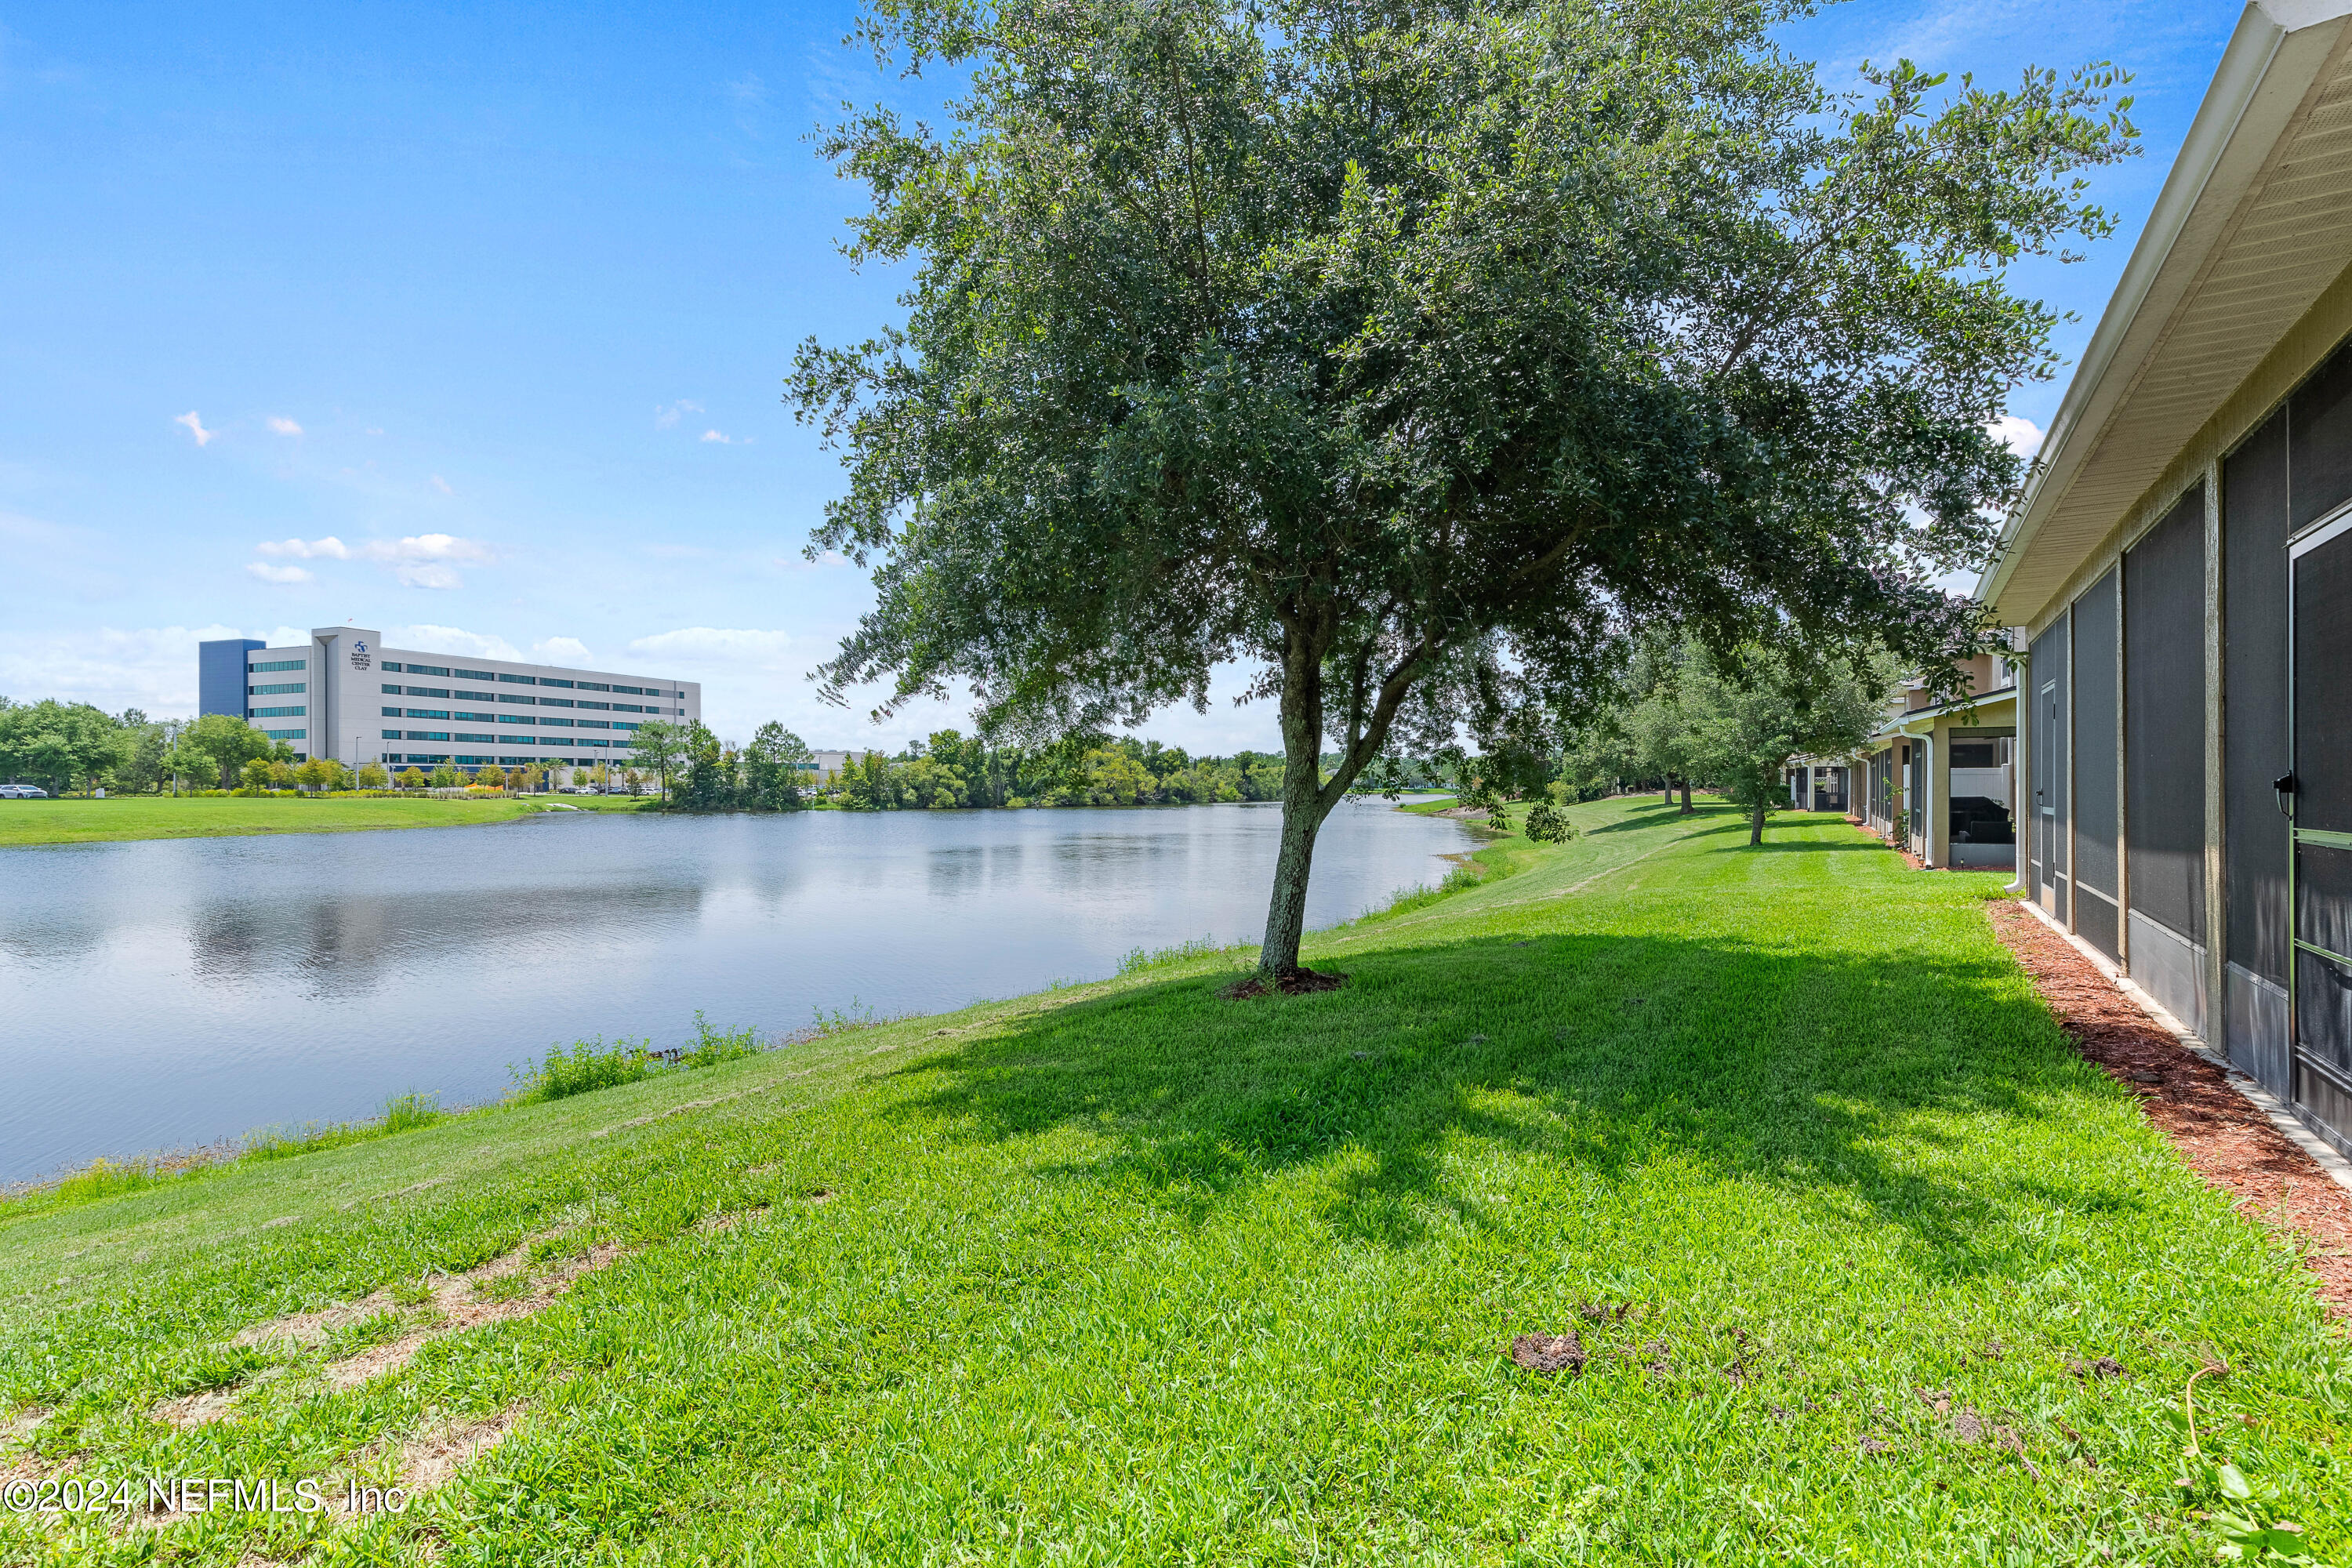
[1260,633,1332,979]
[1679,779,1693,815]
[1750,798,1766,846]
[1661,778,1672,804]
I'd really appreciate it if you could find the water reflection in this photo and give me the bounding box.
[0,800,1468,1182]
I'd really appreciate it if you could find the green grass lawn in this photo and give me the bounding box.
[2,798,2343,1564]
[0,793,656,848]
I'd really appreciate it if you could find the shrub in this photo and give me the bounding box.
[675,1011,762,1067]
[382,1091,442,1132]
[512,1037,659,1102]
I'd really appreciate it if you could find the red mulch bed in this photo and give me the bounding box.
[1985,899,2352,1319]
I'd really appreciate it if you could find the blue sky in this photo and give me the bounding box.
[0,1,2241,750]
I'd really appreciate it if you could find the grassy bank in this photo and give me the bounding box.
[0,793,656,848]
[2,798,2343,1564]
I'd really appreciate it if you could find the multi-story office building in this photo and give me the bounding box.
[197,625,700,775]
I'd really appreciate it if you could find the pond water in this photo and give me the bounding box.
[0,799,1472,1182]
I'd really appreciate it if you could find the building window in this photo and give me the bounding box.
[248,659,306,673]
[496,692,536,705]
[262,728,307,740]
[382,684,404,695]
[454,731,496,742]
[453,710,495,721]
[249,706,306,717]
[453,666,495,681]
[613,702,644,713]
[498,673,537,684]
[614,720,641,731]
[381,662,403,672]
[454,689,495,702]
[576,738,610,749]
[249,682,306,695]
[577,719,610,729]
[498,713,535,725]
[539,696,575,707]
[381,729,402,739]
[405,685,451,698]
[577,700,610,710]
[382,706,402,717]
[453,755,492,764]
[538,717,575,728]
[576,681,610,691]
[405,709,451,720]
[405,731,452,741]
[542,677,574,688]
[405,663,452,677]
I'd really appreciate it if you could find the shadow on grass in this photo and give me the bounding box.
[881,913,2122,1286]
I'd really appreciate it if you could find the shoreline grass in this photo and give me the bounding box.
[0,793,661,848]
[2,797,2343,1564]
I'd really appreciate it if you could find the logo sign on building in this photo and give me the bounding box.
[350,640,372,671]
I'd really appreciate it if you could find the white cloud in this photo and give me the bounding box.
[533,636,593,662]
[267,416,303,436]
[430,474,453,495]
[257,536,352,560]
[174,411,215,447]
[699,429,734,444]
[396,562,462,590]
[250,532,494,589]
[387,624,524,661]
[246,562,314,585]
[365,533,492,564]
[627,626,804,663]
[1990,414,2045,456]
[655,399,703,430]
[0,622,267,715]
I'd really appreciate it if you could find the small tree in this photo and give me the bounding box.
[476,762,507,789]
[398,766,427,789]
[239,757,274,792]
[628,720,686,805]
[1677,644,1892,846]
[173,713,274,790]
[429,761,459,789]
[294,757,335,792]
[357,761,390,789]
[791,0,2125,978]
[744,722,814,811]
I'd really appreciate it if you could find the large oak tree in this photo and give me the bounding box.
[791,0,2132,979]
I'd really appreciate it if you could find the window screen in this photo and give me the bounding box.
[2125,485,2208,943]
[2071,567,2121,959]
[2225,408,2292,986]
[2291,336,2352,532]
[2029,616,2070,897]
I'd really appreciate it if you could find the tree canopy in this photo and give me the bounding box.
[792,0,2134,976]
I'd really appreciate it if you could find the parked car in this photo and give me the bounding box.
[0,784,50,799]
[1948,795,2014,845]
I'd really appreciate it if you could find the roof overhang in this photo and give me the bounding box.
[1978,0,2352,627]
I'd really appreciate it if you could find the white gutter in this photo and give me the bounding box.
[1976,1,2352,617]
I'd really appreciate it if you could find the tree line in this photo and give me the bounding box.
[622,720,1450,812]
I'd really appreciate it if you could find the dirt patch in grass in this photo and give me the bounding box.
[324,1240,630,1389]
[235,1292,400,1350]
[1508,1330,1586,1374]
[397,1401,530,1492]
[1987,898,2352,1319]
[1221,968,1349,999]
